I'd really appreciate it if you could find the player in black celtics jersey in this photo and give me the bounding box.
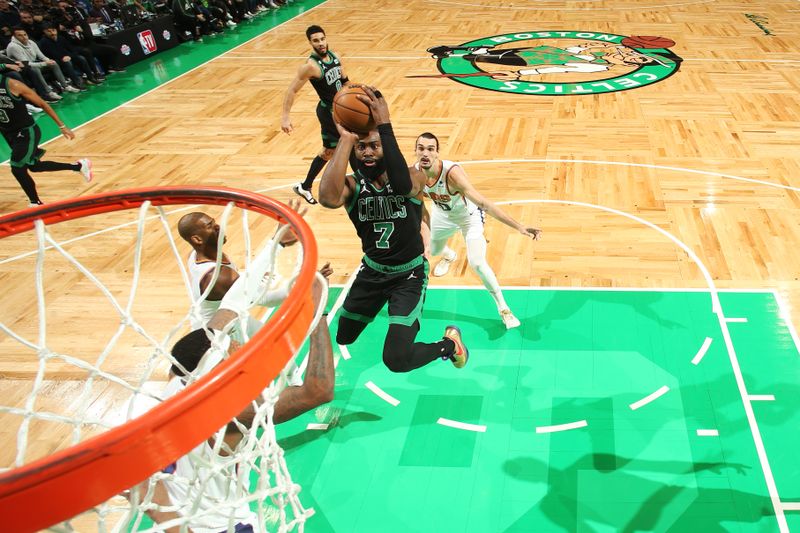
[318,85,469,372]
[282,25,356,205]
[0,76,92,207]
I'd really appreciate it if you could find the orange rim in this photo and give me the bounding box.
[0,186,318,532]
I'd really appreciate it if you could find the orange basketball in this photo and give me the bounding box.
[333,85,376,134]
[621,35,676,49]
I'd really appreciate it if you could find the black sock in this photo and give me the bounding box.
[440,338,456,358]
[11,166,41,203]
[301,155,328,190]
[29,161,80,172]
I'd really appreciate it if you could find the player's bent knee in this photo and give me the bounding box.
[321,148,335,160]
[469,260,490,273]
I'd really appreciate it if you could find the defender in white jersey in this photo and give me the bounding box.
[415,132,542,329]
[129,266,334,533]
[177,200,306,338]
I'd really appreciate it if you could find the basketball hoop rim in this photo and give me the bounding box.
[0,186,319,533]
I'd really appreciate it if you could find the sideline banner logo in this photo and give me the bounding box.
[138,29,157,55]
[419,31,683,96]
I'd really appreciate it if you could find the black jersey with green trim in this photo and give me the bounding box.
[345,170,424,267]
[308,51,345,106]
[0,77,33,133]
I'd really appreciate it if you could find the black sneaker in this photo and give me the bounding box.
[443,325,469,368]
[292,183,317,204]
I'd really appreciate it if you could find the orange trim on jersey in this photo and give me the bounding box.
[444,163,465,203]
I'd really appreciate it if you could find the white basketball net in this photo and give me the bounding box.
[0,200,322,533]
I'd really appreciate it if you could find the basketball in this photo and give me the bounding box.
[620,35,676,49]
[333,85,376,134]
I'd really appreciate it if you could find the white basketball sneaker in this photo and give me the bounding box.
[500,309,520,329]
[433,248,457,277]
[77,158,93,182]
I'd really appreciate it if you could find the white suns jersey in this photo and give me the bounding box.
[418,160,478,220]
[187,250,238,330]
[130,377,256,533]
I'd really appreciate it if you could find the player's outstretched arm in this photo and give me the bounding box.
[8,78,74,140]
[273,198,307,248]
[281,62,316,135]
[272,268,333,423]
[449,165,542,240]
[319,122,357,208]
[225,268,334,431]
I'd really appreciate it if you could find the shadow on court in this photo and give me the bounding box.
[279,408,383,452]
[502,452,778,532]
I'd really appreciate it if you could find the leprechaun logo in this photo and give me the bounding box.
[418,31,683,96]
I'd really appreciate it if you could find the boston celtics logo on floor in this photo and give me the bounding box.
[420,31,683,96]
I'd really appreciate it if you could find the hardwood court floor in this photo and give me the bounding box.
[2,0,800,530]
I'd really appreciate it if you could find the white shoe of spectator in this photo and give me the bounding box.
[64,85,81,93]
[268,0,278,6]
[257,4,268,11]
[26,104,43,114]
[226,20,236,27]
[47,92,62,101]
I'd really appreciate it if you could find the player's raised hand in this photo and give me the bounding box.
[318,262,333,280]
[520,226,542,240]
[333,118,359,142]
[287,197,309,218]
[356,86,390,125]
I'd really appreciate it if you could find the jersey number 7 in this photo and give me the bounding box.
[373,222,394,249]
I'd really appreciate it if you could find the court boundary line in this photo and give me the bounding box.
[424,285,778,293]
